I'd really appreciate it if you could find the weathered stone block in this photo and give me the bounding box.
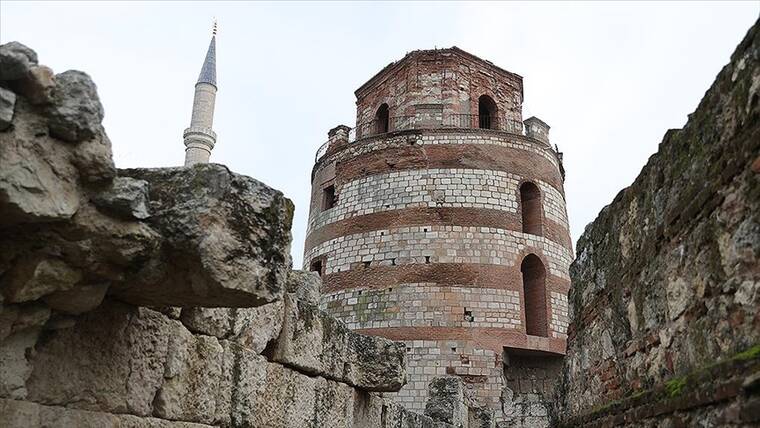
[286,270,322,305]
[25,302,170,416]
[92,176,150,220]
[0,398,215,427]
[111,164,294,308]
[0,98,82,225]
[0,42,37,80]
[425,376,468,427]
[153,321,227,425]
[0,86,16,130]
[47,70,104,143]
[273,294,406,392]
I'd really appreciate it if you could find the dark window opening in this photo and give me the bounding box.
[478,95,498,129]
[363,261,371,268]
[451,347,457,352]
[464,308,474,322]
[425,256,431,264]
[521,254,548,337]
[322,185,336,211]
[375,103,389,134]
[309,259,323,277]
[520,182,542,235]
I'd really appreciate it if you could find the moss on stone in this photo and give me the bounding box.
[733,344,760,361]
[664,376,687,398]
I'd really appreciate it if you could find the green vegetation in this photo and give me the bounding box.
[732,344,760,361]
[664,376,687,398]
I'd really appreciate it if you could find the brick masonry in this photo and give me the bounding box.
[304,47,573,424]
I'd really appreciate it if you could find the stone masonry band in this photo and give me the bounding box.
[303,225,573,280]
[307,168,569,234]
[317,132,561,171]
[322,284,569,339]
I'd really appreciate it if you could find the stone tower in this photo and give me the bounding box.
[183,23,218,166]
[304,47,573,425]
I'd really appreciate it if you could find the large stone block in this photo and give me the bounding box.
[0,398,214,427]
[24,302,170,416]
[112,164,293,308]
[273,294,406,392]
[46,70,104,143]
[153,321,228,425]
[286,270,322,305]
[425,376,469,428]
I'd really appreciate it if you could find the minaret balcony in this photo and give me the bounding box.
[183,126,217,148]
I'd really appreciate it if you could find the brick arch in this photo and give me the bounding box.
[518,180,543,236]
[375,103,390,134]
[478,94,498,129]
[521,253,548,337]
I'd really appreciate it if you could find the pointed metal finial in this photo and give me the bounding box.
[212,18,218,37]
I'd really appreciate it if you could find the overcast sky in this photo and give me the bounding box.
[2,2,757,267]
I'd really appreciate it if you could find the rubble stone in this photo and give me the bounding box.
[0,42,37,80]
[92,176,150,220]
[47,70,104,143]
[0,86,16,130]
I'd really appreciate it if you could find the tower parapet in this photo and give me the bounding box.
[183,23,218,166]
[524,116,550,145]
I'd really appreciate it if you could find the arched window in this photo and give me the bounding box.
[521,254,547,337]
[375,103,389,134]
[520,182,542,236]
[478,95,497,129]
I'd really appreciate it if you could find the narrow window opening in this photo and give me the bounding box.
[463,308,474,322]
[425,256,431,264]
[309,259,323,277]
[478,95,498,129]
[375,103,390,134]
[520,182,542,235]
[451,347,457,353]
[322,185,336,211]
[363,261,371,268]
[521,254,548,337]
[391,258,397,266]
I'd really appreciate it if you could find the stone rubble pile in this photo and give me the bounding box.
[0,42,491,428]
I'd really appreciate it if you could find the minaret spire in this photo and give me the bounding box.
[183,20,218,166]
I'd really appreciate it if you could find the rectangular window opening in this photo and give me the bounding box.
[322,185,336,211]
[309,259,323,277]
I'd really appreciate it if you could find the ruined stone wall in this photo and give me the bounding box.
[555,20,760,427]
[0,42,478,428]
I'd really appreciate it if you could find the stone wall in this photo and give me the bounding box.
[0,42,481,428]
[555,19,760,426]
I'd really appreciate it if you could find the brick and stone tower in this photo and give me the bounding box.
[304,47,572,425]
[183,22,218,166]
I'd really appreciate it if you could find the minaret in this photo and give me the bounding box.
[183,21,218,166]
